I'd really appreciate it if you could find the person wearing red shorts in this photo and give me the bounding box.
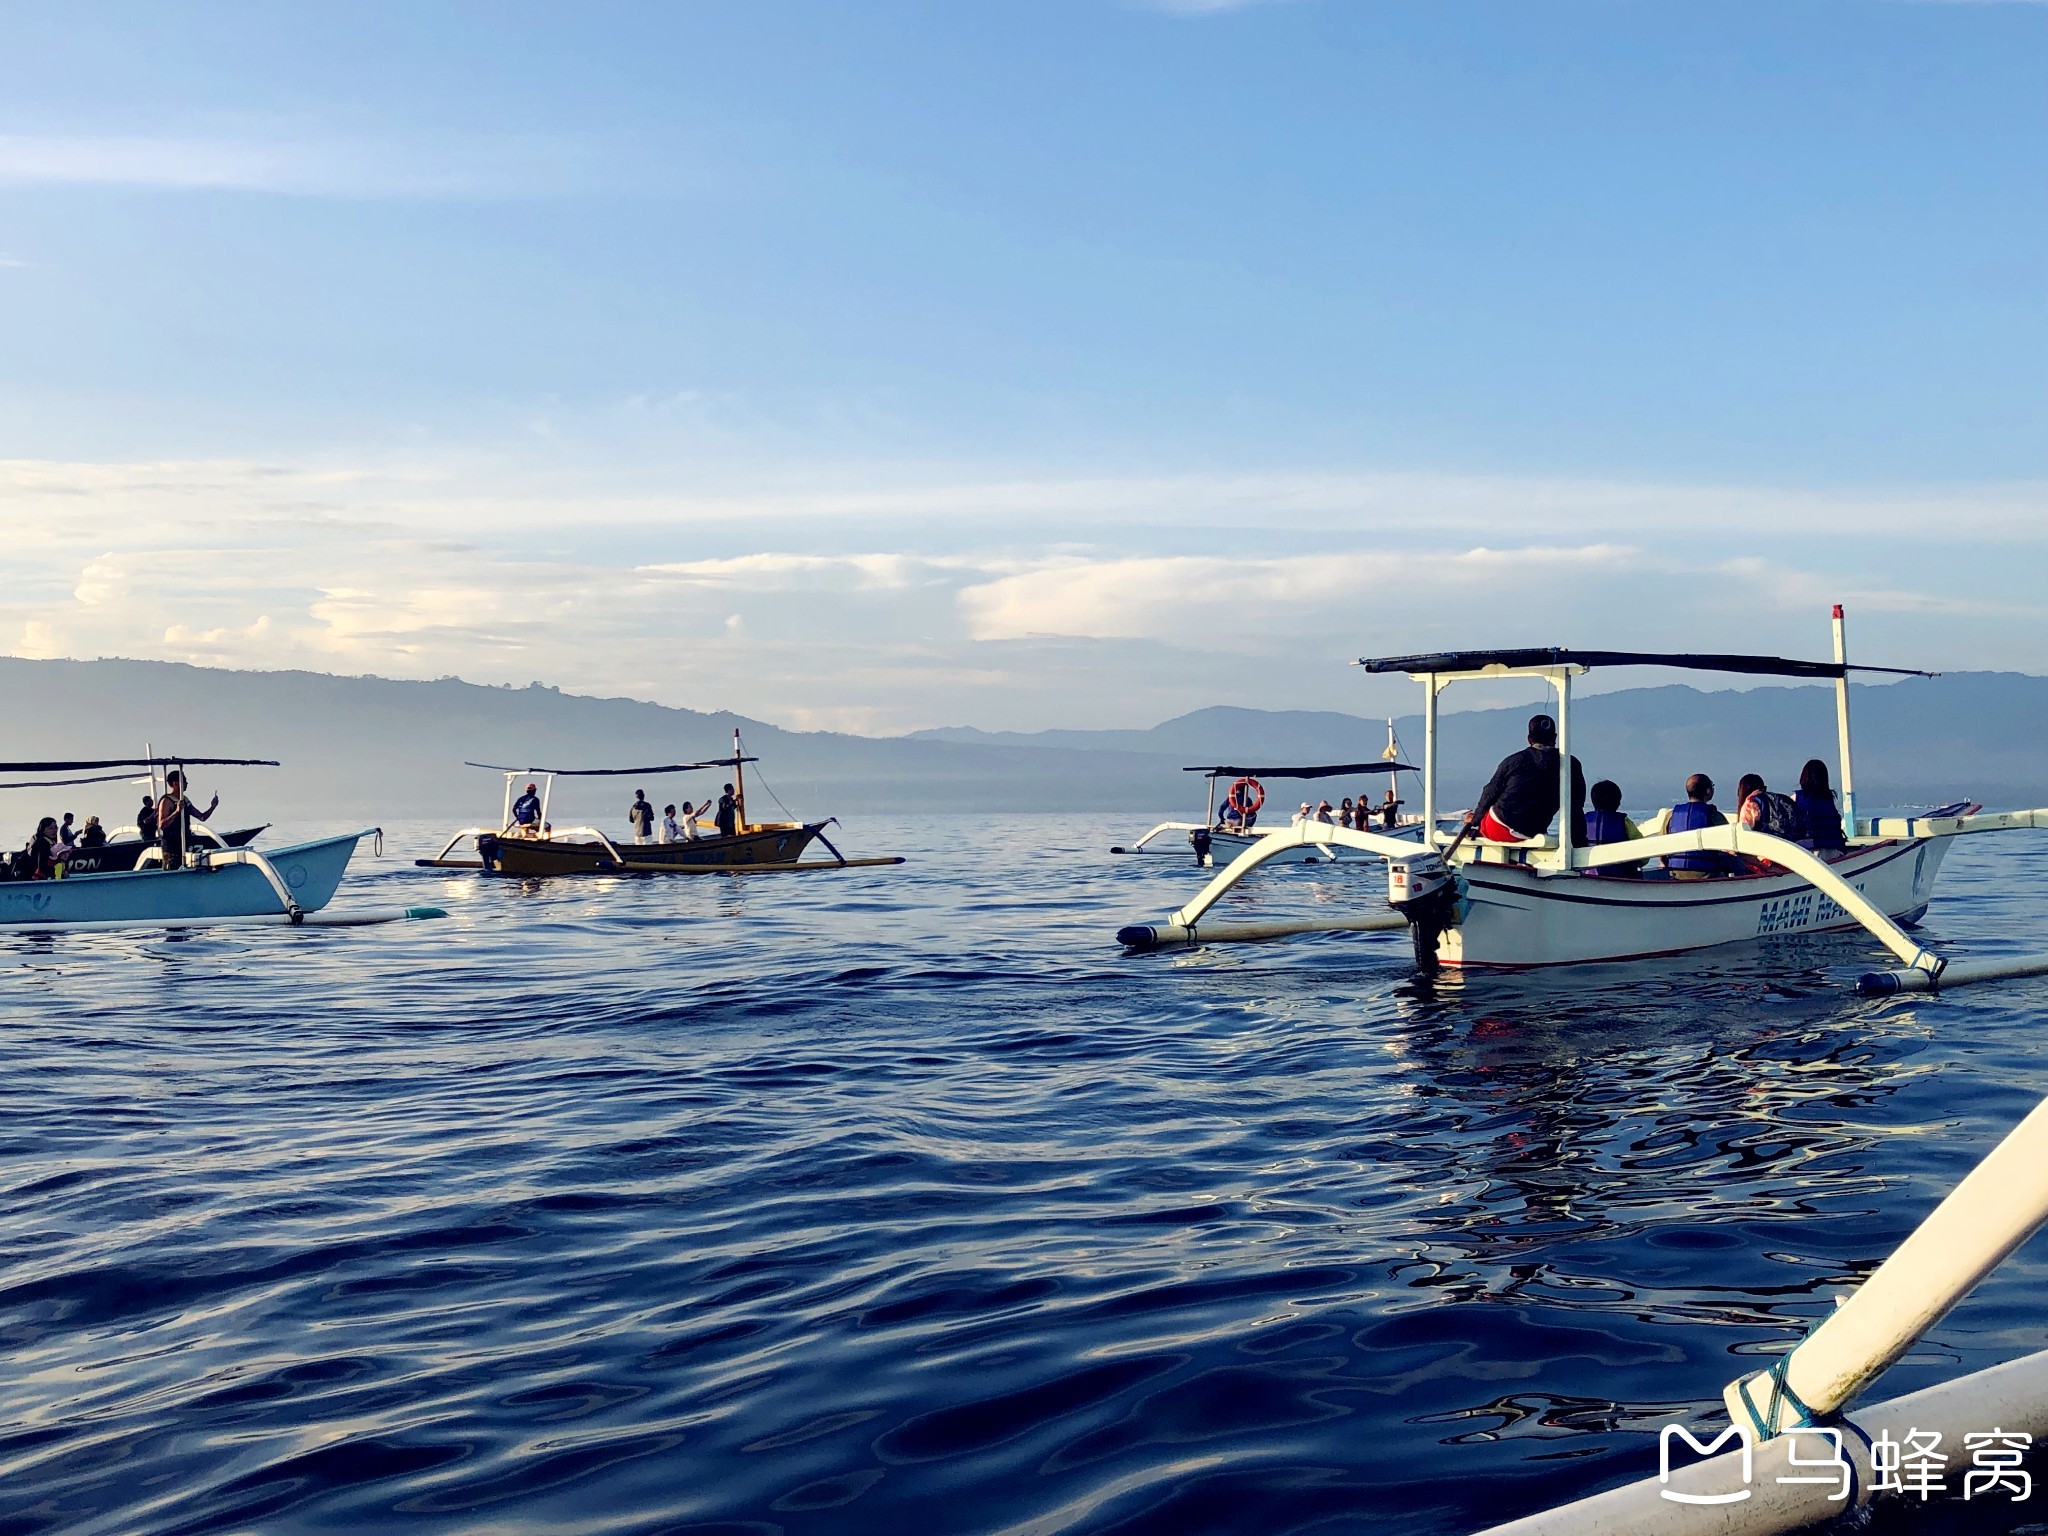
[1463,713,1586,851]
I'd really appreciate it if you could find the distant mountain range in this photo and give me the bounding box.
[1,657,2042,827]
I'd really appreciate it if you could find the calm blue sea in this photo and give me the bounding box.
[5,816,2048,1536]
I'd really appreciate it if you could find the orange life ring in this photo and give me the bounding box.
[1226,776,1265,816]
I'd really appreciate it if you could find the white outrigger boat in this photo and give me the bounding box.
[0,754,440,932]
[1120,610,2048,993]
[1112,722,1423,865]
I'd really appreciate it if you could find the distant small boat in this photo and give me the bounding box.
[1112,721,1425,865]
[420,730,899,877]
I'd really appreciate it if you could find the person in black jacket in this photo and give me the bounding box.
[1464,713,1586,847]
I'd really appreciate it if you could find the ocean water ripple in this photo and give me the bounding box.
[4,816,2048,1534]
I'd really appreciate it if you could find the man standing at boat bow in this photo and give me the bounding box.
[1464,713,1586,849]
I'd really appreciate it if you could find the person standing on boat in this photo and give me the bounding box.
[1378,786,1401,830]
[715,783,739,838]
[628,789,655,845]
[1466,713,1586,847]
[661,803,681,842]
[511,782,543,836]
[155,770,218,871]
[1795,759,1847,853]
[136,792,159,846]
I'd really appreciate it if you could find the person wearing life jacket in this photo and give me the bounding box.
[1795,758,1847,853]
[1466,713,1586,848]
[1581,779,1644,876]
[1663,773,1737,879]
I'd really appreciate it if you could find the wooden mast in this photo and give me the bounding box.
[732,727,747,833]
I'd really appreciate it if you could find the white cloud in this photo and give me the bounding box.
[957,545,1639,642]
[0,453,2042,732]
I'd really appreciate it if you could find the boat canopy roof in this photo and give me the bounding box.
[0,755,279,772]
[1184,761,1417,779]
[0,755,280,791]
[1356,648,1934,680]
[466,756,759,777]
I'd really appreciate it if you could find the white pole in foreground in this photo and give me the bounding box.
[1832,604,1858,838]
[1723,1089,2048,1437]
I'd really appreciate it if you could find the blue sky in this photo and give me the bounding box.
[1,1,2042,731]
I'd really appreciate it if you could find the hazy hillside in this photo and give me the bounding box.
[0,658,2041,829]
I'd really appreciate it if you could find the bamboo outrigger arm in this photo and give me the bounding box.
[1121,819,1948,975]
[195,845,308,922]
[1116,822,1418,948]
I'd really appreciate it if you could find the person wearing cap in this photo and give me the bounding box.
[1465,712,1586,848]
[1293,801,1312,827]
[511,782,543,836]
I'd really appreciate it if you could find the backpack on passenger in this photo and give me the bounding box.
[1753,791,1806,843]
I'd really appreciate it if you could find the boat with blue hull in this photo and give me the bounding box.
[0,831,373,929]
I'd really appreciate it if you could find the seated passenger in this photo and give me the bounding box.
[1794,758,1847,852]
[22,817,58,880]
[1664,774,1738,879]
[1465,713,1586,848]
[79,816,106,849]
[1339,796,1356,829]
[1219,801,1243,834]
[511,782,543,836]
[1581,779,1643,875]
[1315,799,1336,825]
[1736,773,1805,836]
[1293,802,1312,827]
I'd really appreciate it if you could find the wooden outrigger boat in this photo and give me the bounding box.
[419,730,901,877]
[1112,721,1424,865]
[0,755,436,931]
[1120,609,2048,990]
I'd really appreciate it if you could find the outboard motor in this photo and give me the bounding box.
[1388,852,1462,972]
[1190,827,1213,868]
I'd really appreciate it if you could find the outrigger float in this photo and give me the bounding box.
[418,730,904,877]
[0,755,440,932]
[1119,610,2048,995]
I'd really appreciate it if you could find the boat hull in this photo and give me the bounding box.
[1438,837,1952,968]
[0,832,364,929]
[481,822,824,876]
